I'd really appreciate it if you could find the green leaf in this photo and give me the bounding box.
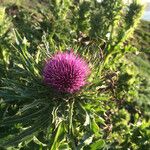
[90,139,105,150]
[84,111,90,126]
[90,117,99,135]
[2,105,49,125]
[33,136,47,147]
[77,133,94,149]
[1,115,50,147]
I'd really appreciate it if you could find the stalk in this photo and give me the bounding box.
[68,99,77,150]
[69,99,74,134]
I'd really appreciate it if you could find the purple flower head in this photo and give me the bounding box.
[43,51,90,93]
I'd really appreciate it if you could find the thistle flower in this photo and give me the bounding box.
[43,51,90,93]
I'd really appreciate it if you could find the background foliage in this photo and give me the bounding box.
[0,0,150,150]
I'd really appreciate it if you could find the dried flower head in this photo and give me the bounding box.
[43,51,90,93]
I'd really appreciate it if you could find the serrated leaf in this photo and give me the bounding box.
[2,105,49,126]
[1,115,50,147]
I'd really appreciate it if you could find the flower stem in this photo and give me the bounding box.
[68,99,77,150]
[69,99,74,134]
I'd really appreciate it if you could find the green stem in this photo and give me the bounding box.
[69,99,74,134]
[68,99,77,150]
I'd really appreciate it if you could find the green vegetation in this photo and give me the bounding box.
[132,20,150,52]
[0,0,150,150]
[131,20,150,120]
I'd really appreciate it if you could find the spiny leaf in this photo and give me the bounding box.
[2,105,49,126]
[1,115,50,147]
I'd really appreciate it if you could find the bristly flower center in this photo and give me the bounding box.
[43,51,90,93]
